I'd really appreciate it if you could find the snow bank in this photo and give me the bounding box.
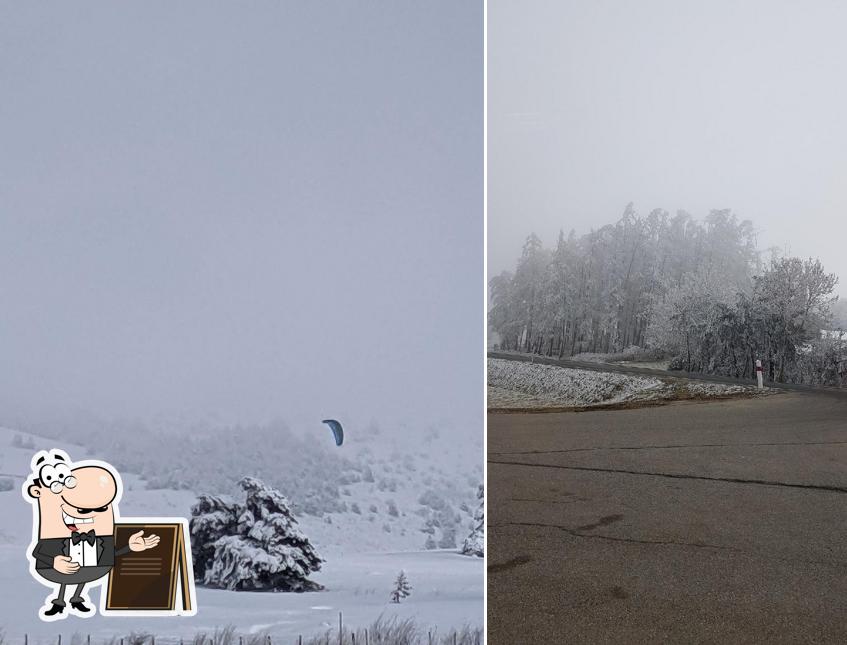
[488,359,763,409]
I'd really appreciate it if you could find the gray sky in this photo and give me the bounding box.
[489,0,847,297]
[0,2,482,433]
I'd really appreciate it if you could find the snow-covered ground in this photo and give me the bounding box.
[0,427,483,640]
[488,358,765,409]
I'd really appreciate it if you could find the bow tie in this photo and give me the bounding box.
[71,531,96,546]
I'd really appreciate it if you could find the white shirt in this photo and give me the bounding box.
[68,535,98,567]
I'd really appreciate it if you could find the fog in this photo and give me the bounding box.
[0,2,482,435]
[489,0,847,297]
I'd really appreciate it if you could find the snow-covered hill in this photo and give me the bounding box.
[6,416,482,557]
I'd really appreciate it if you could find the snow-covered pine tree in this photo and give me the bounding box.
[389,570,412,603]
[189,493,241,579]
[461,484,484,557]
[189,476,324,591]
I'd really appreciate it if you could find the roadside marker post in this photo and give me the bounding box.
[756,359,763,390]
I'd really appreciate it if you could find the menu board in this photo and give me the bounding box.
[105,522,193,613]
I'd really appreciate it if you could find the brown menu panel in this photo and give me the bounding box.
[106,523,186,611]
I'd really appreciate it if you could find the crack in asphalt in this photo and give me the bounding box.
[488,459,847,494]
[489,521,736,551]
[487,554,532,574]
[489,522,847,569]
[490,440,847,457]
[576,514,624,531]
[508,497,581,505]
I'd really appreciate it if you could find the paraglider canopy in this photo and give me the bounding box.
[321,419,344,446]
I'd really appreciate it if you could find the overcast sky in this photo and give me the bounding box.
[0,2,482,433]
[489,0,847,297]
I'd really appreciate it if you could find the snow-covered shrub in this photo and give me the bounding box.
[417,489,446,511]
[0,477,14,492]
[338,471,361,485]
[667,355,687,371]
[386,500,399,517]
[377,478,397,492]
[461,485,484,557]
[190,477,323,591]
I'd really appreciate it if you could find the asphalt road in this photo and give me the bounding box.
[488,391,847,644]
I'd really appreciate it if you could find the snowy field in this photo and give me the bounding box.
[488,358,765,409]
[0,428,483,641]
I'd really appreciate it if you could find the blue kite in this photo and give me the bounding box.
[321,419,344,446]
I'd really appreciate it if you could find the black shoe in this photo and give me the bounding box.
[70,600,91,613]
[43,604,64,616]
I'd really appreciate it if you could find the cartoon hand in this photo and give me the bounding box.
[53,555,80,574]
[128,530,160,552]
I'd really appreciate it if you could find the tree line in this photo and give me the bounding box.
[489,205,845,385]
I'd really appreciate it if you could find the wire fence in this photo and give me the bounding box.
[11,613,479,645]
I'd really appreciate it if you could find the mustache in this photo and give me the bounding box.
[61,495,109,514]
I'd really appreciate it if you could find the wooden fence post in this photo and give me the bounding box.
[58,635,62,645]
[339,611,343,645]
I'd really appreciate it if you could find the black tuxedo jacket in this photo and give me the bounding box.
[31,535,131,570]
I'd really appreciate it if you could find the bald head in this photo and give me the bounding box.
[29,464,120,539]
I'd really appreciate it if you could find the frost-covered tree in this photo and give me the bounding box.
[832,299,847,330]
[389,570,412,603]
[437,525,457,549]
[461,485,484,557]
[491,206,843,385]
[190,477,323,591]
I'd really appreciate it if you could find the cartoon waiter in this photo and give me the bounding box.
[23,449,160,619]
